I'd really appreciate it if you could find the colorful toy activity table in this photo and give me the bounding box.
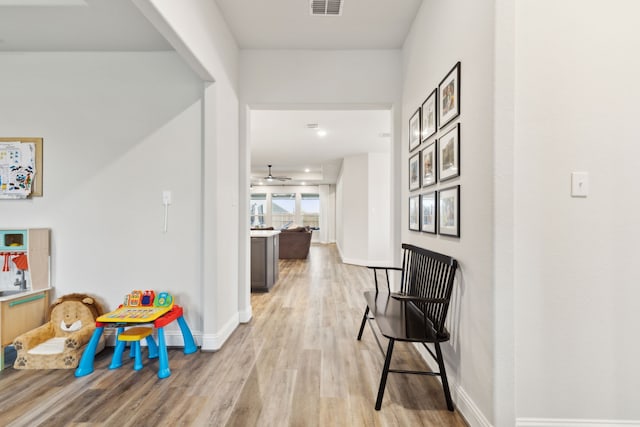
[74,304,197,379]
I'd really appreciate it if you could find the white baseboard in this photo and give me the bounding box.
[341,257,393,267]
[201,312,239,351]
[456,385,492,427]
[238,306,252,323]
[517,418,640,427]
[414,343,492,427]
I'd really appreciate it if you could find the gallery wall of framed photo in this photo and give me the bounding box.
[407,61,461,238]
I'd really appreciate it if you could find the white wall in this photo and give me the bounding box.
[335,153,391,265]
[0,52,204,338]
[138,0,243,347]
[368,152,391,263]
[337,155,369,263]
[512,1,640,424]
[318,184,336,243]
[402,0,496,425]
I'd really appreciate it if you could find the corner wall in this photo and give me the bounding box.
[401,0,496,425]
[512,1,640,424]
[134,0,242,347]
[0,52,204,338]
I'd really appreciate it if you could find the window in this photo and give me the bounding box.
[301,193,320,229]
[271,193,296,229]
[250,193,267,227]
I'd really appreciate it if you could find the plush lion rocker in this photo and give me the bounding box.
[13,293,106,369]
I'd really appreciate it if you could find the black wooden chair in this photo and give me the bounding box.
[357,244,458,411]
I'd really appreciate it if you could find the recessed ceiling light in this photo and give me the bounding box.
[317,130,327,137]
[304,168,310,173]
[301,182,306,186]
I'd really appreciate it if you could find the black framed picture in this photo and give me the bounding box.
[420,191,437,234]
[409,195,420,231]
[421,141,437,187]
[438,62,461,129]
[438,185,460,237]
[421,89,437,142]
[438,123,460,182]
[409,151,421,191]
[409,108,421,152]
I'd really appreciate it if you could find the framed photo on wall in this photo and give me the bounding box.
[438,185,460,237]
[409,195,420,231]
[438,123,460,182]
[421,141,437,187]
[438,62,461,129]
[420,191,437,234]
[409,108,421,152]
[421,89,437,142]
[409,151,421,191]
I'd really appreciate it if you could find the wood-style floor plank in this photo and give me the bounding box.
[0,244,467,426]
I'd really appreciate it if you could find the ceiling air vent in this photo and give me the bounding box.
[310,0,343,16]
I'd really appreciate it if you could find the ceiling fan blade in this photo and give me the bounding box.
[264,165,291,181]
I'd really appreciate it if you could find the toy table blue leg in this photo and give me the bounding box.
[75,326,104,377]
[157,327,171,379]
[132,342,143,371]
[177,315,197,354]
[146,335,159,359]
[109,327,126,369]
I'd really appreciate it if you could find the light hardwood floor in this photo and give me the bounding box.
[0,244,467,427]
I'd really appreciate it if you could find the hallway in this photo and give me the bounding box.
[0,244,467,427]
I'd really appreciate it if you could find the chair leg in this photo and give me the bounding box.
[357,306,370,340]
[435,342,454,411]
[375,338,395,410]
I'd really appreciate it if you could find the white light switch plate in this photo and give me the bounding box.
[571,172,588,197]
[162,190,172,204]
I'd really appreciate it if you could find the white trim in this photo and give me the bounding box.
[456,386,493,427]
[238,306,252,323]
[341,257,393,267]
[517,419,640,427]
[414,343,493,427]
[201,313,239,351]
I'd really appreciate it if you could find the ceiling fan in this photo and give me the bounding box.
[263,165,291,182]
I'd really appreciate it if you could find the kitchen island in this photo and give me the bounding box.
[250,230,280,292]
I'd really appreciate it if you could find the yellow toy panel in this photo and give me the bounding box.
[97,306,172,323]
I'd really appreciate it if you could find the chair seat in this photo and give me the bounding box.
[117,327,153,342]
[363,290,449,343]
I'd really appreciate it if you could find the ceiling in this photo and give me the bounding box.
[0,0,171,51]
[250,109,390,186]
[214,0,422,49]
[0,0,415,186]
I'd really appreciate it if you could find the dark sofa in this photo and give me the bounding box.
[278,227,313,259]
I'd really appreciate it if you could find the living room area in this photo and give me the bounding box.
[248,109,394,267]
